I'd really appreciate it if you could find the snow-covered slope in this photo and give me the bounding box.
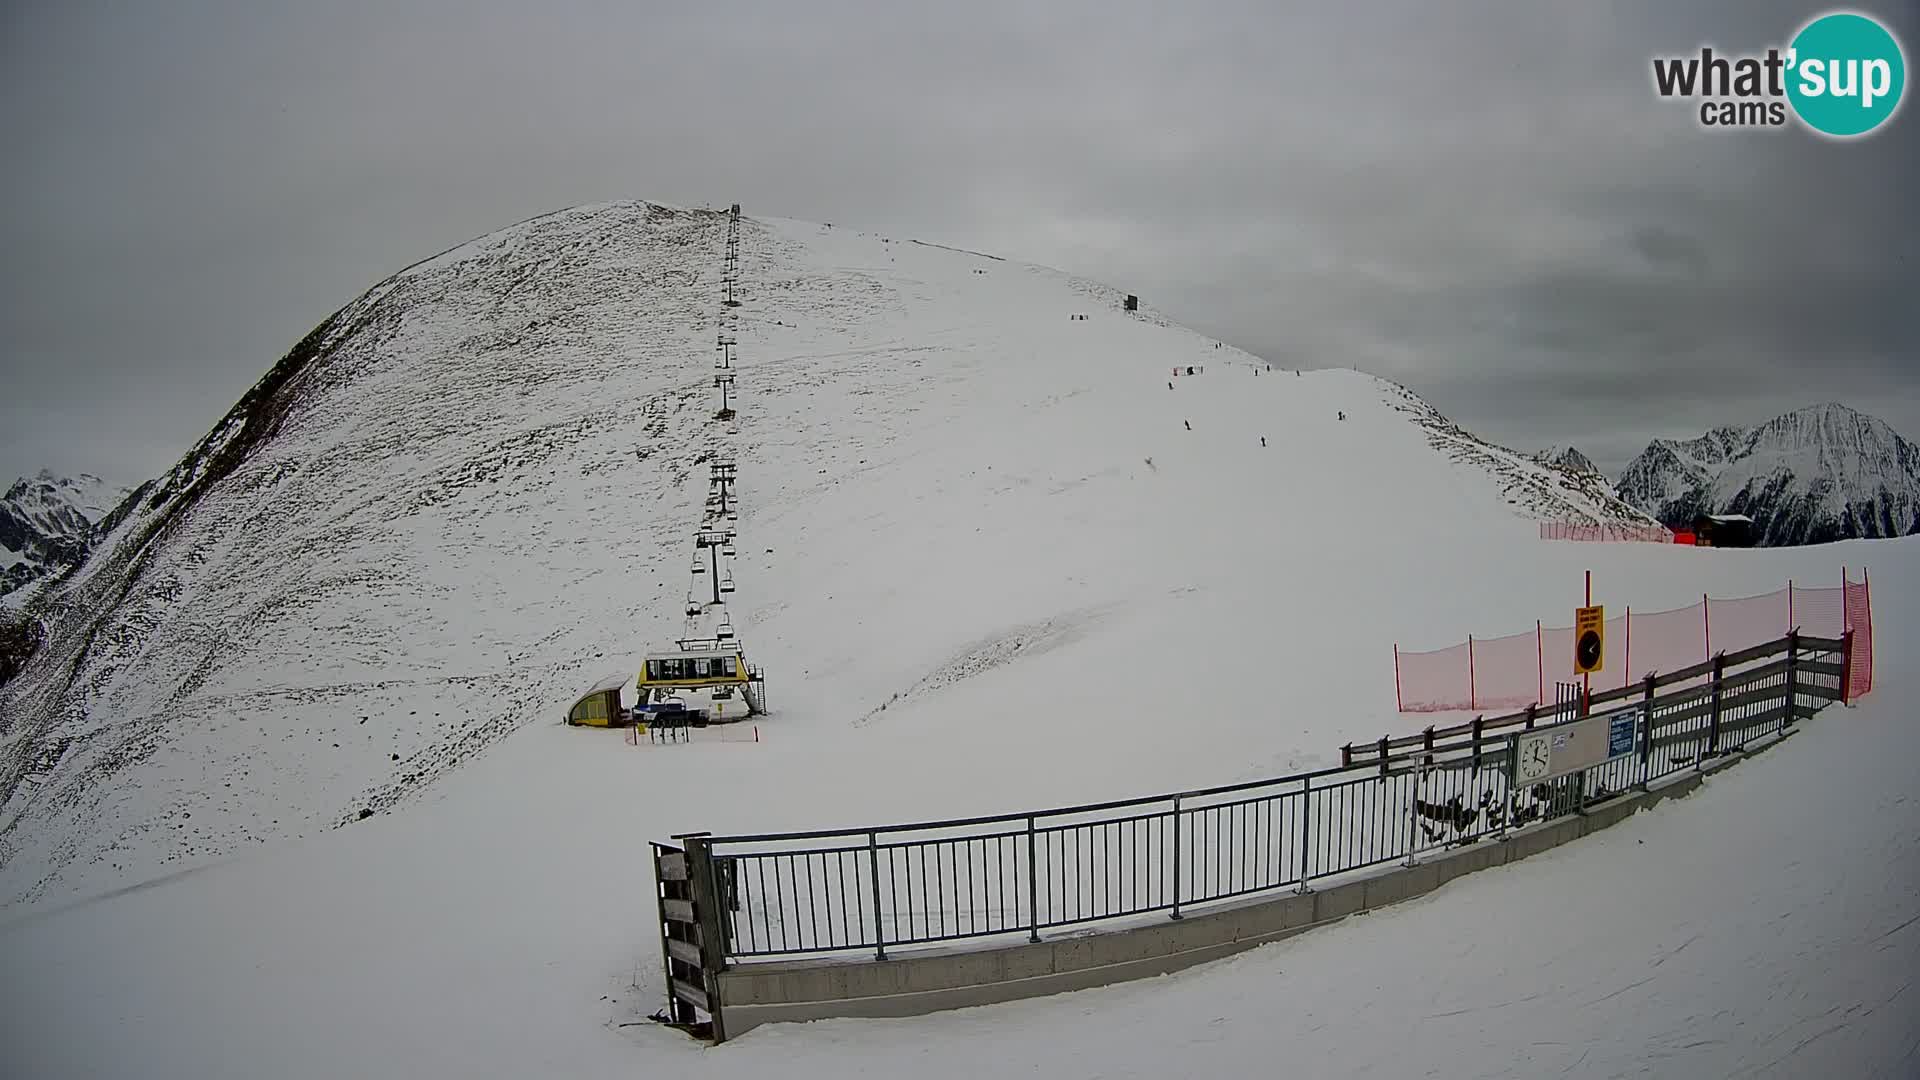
[0,201,1768,907]
[0,540,1912,1079]
[1616,404,1920,545]
[0,199,1912,1077]
[0,470,124,598]
[1394,397,1655,527]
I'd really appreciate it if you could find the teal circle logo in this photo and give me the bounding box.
[1786,11,1906,137]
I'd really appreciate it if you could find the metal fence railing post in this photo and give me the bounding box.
[1840,629,1854,705]
[1403,765,1420,867]
[1639,673,1656,790]
[680,832,730,1041]
[1704,653,1725,766]
[1499,732,1519,839]
[1295,777,1312,894]
[1025,817,1040,943]
[1782,630,1799,734]
[1170,795,1184,920]
[867,831,886,960]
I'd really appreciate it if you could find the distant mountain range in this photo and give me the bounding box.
[1,471,126,598]
[1561,403,1920,546]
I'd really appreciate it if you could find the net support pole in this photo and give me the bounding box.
[1584,571,1592,711]
[1468,635,1477,712]
[1393,644,1403,712]
[1702,593,1712,663]
[1863,568,1873,695]
[1536,620,1544,705]
[1623,606,1632,690]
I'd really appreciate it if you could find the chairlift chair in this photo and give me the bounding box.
[690,559,706,574]
[719,575,737,594]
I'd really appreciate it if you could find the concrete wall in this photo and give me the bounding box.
[712,735,1785,1039]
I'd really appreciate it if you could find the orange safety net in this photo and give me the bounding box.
[1395,573,1874,713]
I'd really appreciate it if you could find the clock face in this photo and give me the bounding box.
[1577,630,1602,671]
[1515,732,1552,783]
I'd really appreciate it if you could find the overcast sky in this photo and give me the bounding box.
[2,0,1914,489]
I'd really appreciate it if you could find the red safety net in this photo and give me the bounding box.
[1469,629,1544,711]
[1539,522,1675,543]
[1709,590,1791,656]
[1394,572,1874,713]
[1395,641,1471,712]
[1844,571,1873,699]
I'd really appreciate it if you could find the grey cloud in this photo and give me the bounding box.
[2,0,1915,487]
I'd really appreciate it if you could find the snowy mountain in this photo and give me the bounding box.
[1532,445,1599,476]
[1615,404,1920,545]
[0,201,1696,906]
[0,470,124,598]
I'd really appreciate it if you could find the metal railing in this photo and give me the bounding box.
[660,632,1847,965]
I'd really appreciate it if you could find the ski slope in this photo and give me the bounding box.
[0,543,1910,1079]
[1,202,1648,906]
[1,201,1912,1077]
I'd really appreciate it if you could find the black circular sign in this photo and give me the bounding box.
[1576,630,1602,670]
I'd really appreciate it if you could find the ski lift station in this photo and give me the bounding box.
[635,638,767,724]
[567,640,767,728]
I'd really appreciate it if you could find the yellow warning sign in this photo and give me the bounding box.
[1574,605,1605,674]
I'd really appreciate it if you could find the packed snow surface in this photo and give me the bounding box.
[1,202,1911,1078]
[0,542,1911,1079]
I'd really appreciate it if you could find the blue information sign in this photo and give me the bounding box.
[1607,709,1636,758]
